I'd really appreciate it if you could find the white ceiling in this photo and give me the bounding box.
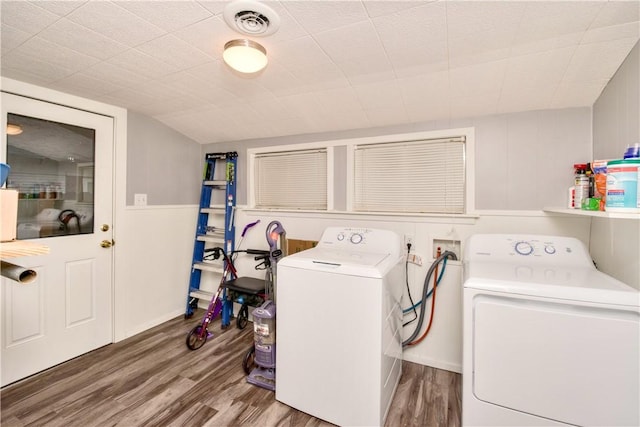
[1,1,639,144]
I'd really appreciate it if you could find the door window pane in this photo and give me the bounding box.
[6,113,95,239]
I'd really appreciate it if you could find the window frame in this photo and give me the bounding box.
[248,143,335,211]
[350,135,467,214]
[346,128,475,214]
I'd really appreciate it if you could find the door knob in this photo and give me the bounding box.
[101,240,113,248]
[101,224,109,232]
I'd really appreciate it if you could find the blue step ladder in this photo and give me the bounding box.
[185,151,238,326]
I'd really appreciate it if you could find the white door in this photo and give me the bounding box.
[1,92,114,387]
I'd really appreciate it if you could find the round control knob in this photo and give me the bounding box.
[337,233,345,241]
[544,245,556,255]
[350,233,363,244]
[514,241,534,256]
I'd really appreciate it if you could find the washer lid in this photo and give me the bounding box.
[279,248,390,277]
[464,262,640,307]
[286,248,389,267]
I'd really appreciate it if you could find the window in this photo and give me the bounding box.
[353,136,466,214]
[253,149,328,209]
[249,129,473,214]
[6,113,96,238]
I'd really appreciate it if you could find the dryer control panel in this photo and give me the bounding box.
[464,234,593,267]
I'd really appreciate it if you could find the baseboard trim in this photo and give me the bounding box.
[402,353,462,374]
[121,308,184,341]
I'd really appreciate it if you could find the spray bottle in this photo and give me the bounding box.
[573,164,589,209]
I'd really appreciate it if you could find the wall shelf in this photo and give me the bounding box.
[0,241,49,259]
[544,207,640,220]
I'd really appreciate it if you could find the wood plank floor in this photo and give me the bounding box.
[1,312,461,427]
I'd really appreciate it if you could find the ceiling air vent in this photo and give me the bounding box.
[223,0,281,37]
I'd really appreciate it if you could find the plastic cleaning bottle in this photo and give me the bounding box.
[574,164,589,209]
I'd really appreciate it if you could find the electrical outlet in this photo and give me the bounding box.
[404,234,414,247]
[134,193,147,206]
[433,239,460,259]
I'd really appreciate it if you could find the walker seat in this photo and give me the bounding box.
[224,276,268,329]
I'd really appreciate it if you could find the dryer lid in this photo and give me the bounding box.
[464,262,639,307]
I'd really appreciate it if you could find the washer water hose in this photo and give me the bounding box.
[402,250,458,347]
[409,246,443,345]
[403,256,449,314]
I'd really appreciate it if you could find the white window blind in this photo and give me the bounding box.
[255,149,327,209]
[354,137,466,214]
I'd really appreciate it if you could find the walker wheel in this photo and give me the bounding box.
[186,325,207,350]
[243,345,255,375]
[237,305,249,329]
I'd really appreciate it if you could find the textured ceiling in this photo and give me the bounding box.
[1,0,639,144]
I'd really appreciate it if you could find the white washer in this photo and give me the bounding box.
[276,227,404,427]
[463,234,640,426]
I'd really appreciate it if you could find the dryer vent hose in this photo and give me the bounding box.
[402,250,457,347]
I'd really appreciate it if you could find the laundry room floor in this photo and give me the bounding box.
[1,311,461,426]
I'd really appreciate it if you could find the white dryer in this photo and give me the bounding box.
[276,227,404,427]
[463,234,639,426]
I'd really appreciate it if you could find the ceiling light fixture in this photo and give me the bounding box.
[6,123,23,135]
[223,39,268,74]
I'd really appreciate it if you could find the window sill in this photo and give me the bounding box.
[241,207,479,223]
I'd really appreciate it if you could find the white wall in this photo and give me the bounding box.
[589,217,639,290]
[593,41,639,160]
[116,205,197,338]
[127,111,202,206]
[472,109,592,210]
[591,41,640,290]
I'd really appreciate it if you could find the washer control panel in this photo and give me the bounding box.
[465,234,593,267]
[513,240,557,257]
[331,228,370,246]
[335,231,365,245]
[318,227,402,257]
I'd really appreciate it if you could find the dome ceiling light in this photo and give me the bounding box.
[6,124,23,135]
[223,39,268,74]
